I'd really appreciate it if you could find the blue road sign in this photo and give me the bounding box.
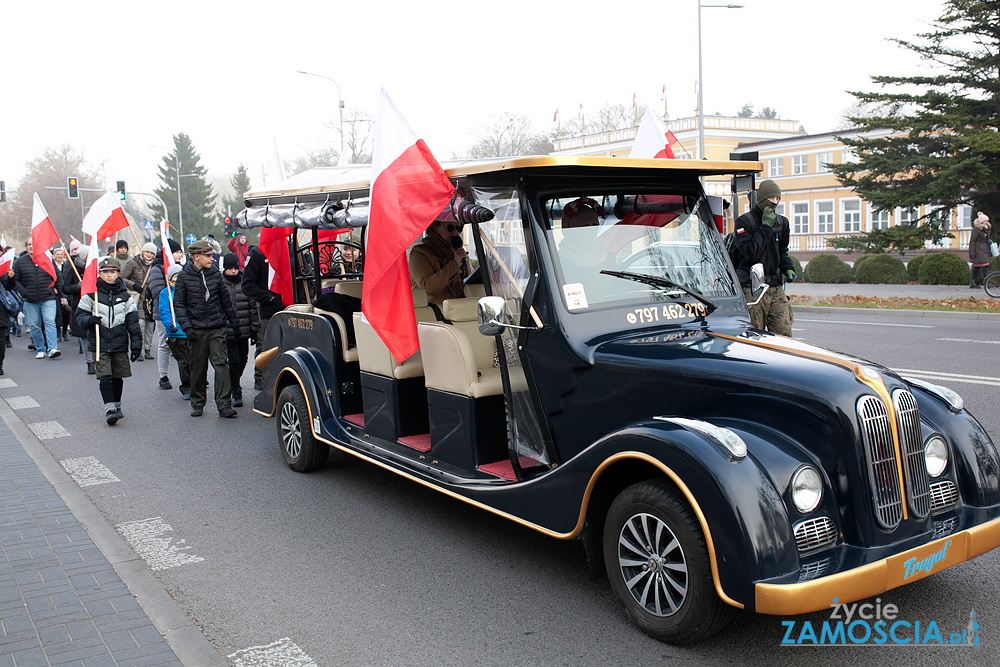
[143,220,154,231]
[185,234,197,245]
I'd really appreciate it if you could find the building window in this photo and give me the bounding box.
[792,155,808,175]
[842,148,860,164]
[958,206,972,228]
[769,158,783,177]
[817,151,833,173]
[776,203,785,217]
[842,198,861,233]
[870,207,891,231]
[792,202,809,234]
[899,207,919,226]
[817,200,835,234]
[929,207,950,230]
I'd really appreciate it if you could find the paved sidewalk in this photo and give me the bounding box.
[0,399,226,665]
[786,282,994,301]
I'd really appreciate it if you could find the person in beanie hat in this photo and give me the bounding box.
[114,240,130,268]
[69,239,81,256]
[242,245,286,391]
[221,253,259,407]
[173,240,240,417]
[75,257,142,425]
[969,212,992,288]
[160,263,192,399]
[63,245,94,367]
[122,242,159,359]
[731,179,795,336]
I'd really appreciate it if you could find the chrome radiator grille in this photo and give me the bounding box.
[930,480,959,513]
[793,516,837,553]
[893,390,931,519]
[857,390,931,530]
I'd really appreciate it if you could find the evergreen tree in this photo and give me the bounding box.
[221,164,252,218]
[150,133,218,242]
[831,0,1000,252]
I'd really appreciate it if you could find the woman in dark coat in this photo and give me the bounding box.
[969,212,992,288]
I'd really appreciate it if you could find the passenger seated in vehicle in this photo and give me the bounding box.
[333,243,364,276]
[409,218,472,305]
[557,198,615,290]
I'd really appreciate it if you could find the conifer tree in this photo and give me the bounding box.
[150,133,218,242]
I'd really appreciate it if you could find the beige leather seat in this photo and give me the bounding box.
[354,288,435,379]
[283,302,358,363]
[418,298,502,398]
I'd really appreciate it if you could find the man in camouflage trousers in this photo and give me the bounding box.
[732,180,795,337]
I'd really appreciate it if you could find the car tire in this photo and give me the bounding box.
[277,385,329,472]
[603,480,732,644]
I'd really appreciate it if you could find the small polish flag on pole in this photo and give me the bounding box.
[80,235,101,296]
[630,105,678,160]
[160,219,174,273]
[0,247,14,275]
[553,108,559,123]
[82,191,130,241]
[363,88,455,363]
[31,193,60,286]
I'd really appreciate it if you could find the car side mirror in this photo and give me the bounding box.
[478,296,506,336]
[747,263,769,306]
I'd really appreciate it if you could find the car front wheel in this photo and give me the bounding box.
[277,385,329,472]
[603,480,732,644]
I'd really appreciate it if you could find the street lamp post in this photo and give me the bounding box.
[698,2,744,160]
[297,70,346,163]
[174,157,197,243]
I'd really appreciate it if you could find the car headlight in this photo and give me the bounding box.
[924,435,949,477]
[791,466,823,513]
[903,377,964,413]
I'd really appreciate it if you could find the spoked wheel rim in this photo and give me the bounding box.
[280,401,302,460]
[617,512,688,617]
[984,273,1000,299]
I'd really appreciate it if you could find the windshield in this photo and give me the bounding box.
[542,191,738,312]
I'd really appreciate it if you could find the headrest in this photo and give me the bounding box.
[412,288,428,308]
[334,281,363,298]
[441,297,480,322]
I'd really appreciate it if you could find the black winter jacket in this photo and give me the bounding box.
[143,254,168,321]
[75,277,142,354]
[173,263,239,332]
[732,205,793,287]
[223,271,259,340]
[242,247,286,320]
[13,253,63,304]
[64,256,86,338]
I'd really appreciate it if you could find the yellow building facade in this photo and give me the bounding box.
[552,116,976,262]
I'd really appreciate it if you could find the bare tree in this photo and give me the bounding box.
[321,106,375,164]
[466,113,552,158]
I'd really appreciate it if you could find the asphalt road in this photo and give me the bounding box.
[4,310,999,666]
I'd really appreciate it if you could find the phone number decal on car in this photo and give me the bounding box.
[626,303,708,324]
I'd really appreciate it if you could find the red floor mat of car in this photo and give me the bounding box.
[344,413,365,427]
[477,457,542,481]
[397,434,432,452]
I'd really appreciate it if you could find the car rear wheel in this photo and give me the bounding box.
[603,480,732,644]
[277,385,329,472]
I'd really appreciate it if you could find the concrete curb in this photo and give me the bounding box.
[0,398,229,666]
[791,305,1000,320]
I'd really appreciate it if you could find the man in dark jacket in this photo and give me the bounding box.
[173,240,240,418]
[222,254,259,408]
[14,238,64,358]
[731,180,795,337]
[241,245,286,391]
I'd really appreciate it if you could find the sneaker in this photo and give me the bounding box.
[190,406,203,417]
[86,362,96,375]
[47,349,61,359]
[106,410,119,426]
[181,392,191,400]
[35,351,45,359]
[159,376,172,390]
[232,394,243,408]
[219,406,238,418]
[0,368,4,376]
[144,350,153,360]
[28,342,35,350]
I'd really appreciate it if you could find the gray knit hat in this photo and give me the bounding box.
[757,180,781,202]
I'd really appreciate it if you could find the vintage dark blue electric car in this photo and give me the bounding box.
[240,157,1000,644]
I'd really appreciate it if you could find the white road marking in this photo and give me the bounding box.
[6,395,39,410]
[228,638,318,667]
[116,517,205,571]
[936,337,1000,345]
[27,421,70,440]
[895,369,1000,388]
[795,318,933,328]
[60,456,120,487]
[0,378,18,389]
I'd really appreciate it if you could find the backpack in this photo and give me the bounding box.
[0,283,23,317]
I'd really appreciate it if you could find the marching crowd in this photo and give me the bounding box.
[0,231,278,426]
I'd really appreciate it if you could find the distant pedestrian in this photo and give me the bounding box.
[63,245,94,372]
[173,240,239,418]
[731,180,795,337]
[227,232,252,269]
[14,238,64,358]
[122,242,158,360]
[969,212,992,288]
[52,248,74,342]
[222,253,259,408]
[242,245,286,391]
[114,240,130,269]
[75,257,142,425]
[160,264,191,400]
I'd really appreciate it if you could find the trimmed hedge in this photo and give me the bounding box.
[804,254,852,283]
[990,255,1000,272]
[854,254,908,284]
[906,254,928,282]
[917,253,972,285]
[852,254,876,278]
[789,255,805,282]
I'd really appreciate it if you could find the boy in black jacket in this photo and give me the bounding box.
[76,258,142,425]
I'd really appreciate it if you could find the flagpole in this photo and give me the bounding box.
[59,240,82,282]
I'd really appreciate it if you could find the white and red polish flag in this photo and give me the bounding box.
[80,235,101,296]
[82,191,129,241]
[31,193,60,285]
[630,105,678,160]
[363,88,455,363]
[159,219,175,273]
[707,196,726,234]
[257,226,295,308]
[0,247,14,275]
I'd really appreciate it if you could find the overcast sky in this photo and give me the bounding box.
[1,0,947,199]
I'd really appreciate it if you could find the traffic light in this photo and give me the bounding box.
[224,217,234,237]
[116,181,126,201]
[0,181,5,203]
[67,177,79,199]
